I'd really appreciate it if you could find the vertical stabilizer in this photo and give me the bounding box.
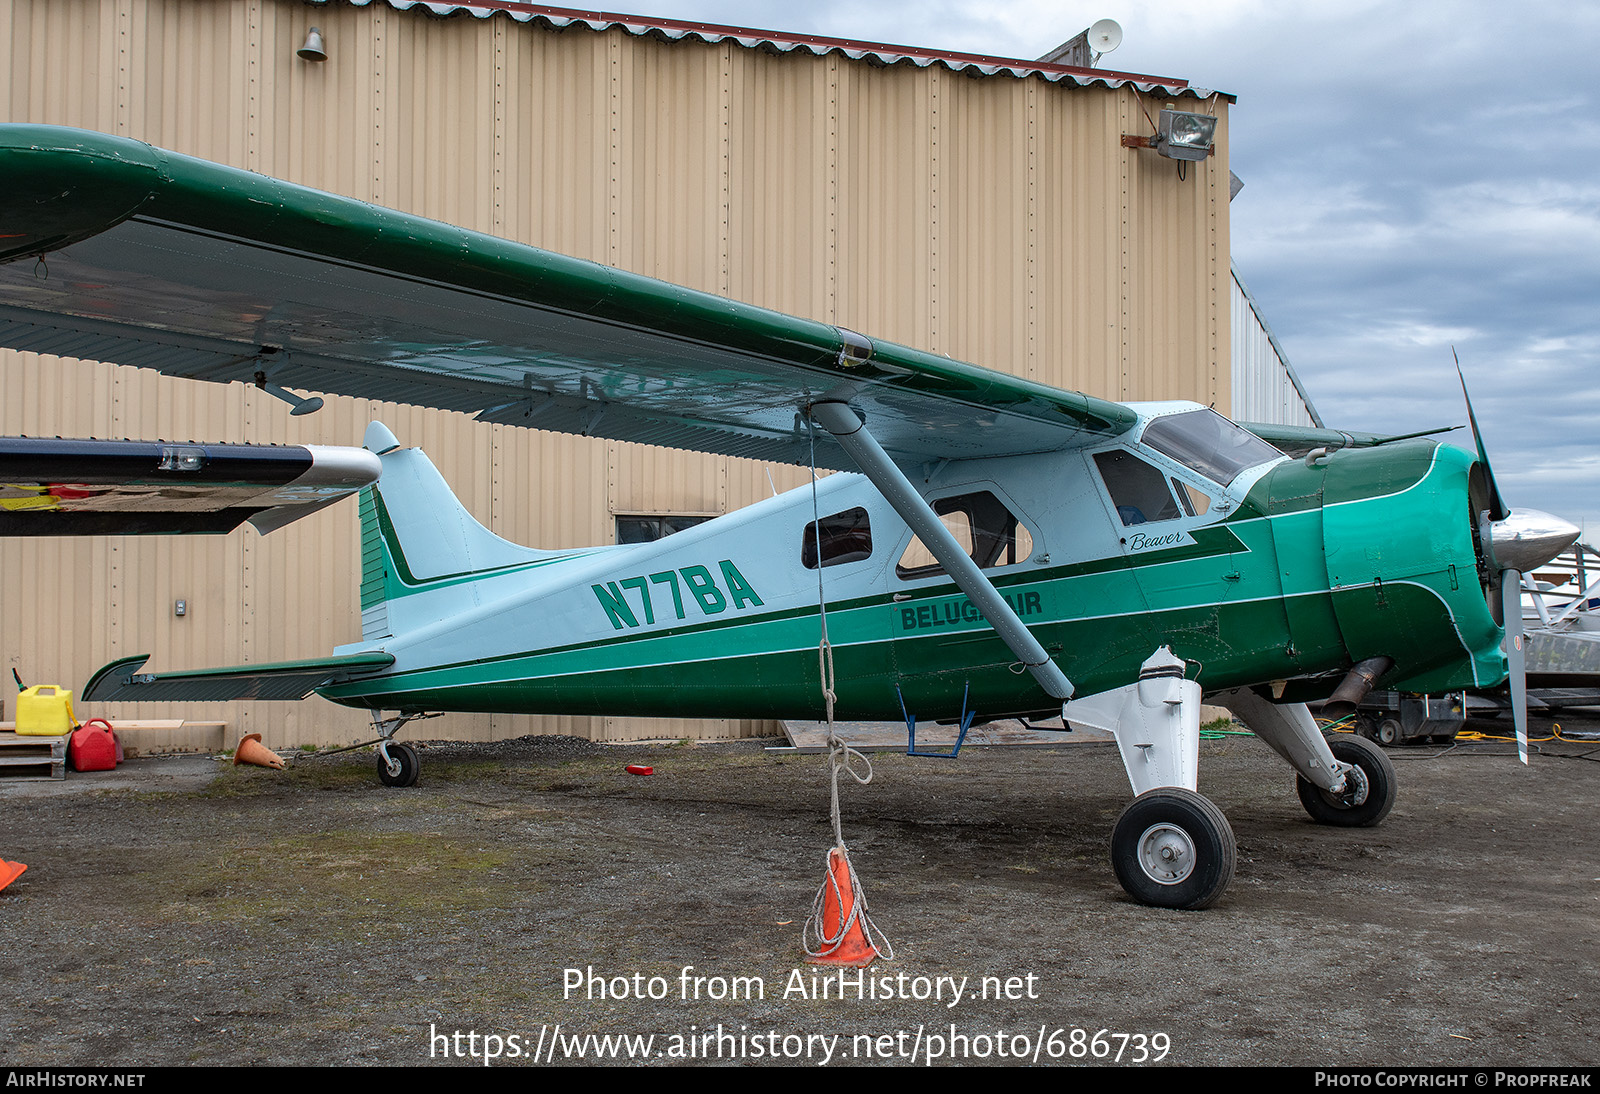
[357,422,571,640]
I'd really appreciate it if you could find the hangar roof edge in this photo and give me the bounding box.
[308,0,1230,101]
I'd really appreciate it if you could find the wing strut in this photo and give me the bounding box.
[809,400,1074,701]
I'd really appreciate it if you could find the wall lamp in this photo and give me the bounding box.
[1122,109,1217,162]
[297,27,327,62]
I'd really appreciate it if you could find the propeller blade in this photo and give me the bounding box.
[1455,351,1509,522]
[1503,567,1528,765]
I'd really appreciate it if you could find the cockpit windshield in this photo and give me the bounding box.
[1141,409,1283,487]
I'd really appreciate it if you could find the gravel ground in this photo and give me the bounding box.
[2,716,1597,1068]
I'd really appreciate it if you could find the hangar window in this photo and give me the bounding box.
[1141,409,1282,486]
[1094,450,1182,526]
[616,514,713,543]
[895,491,1034,579]
[802,507,873,569]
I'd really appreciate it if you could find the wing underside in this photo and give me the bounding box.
[0,124,1137,468]
[0,436,381,536]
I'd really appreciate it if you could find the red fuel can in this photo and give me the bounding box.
[69,719,119,772]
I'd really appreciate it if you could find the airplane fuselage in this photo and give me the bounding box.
[321,404,1504,722]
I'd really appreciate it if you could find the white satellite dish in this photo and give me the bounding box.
[1089,18,1123,54]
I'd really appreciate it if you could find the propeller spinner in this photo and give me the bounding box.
[1457,358,1580,763]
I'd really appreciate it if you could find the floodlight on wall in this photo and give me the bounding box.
[297,27,327,62]
[1154,109,1216,161]
[1122,108,1218,163]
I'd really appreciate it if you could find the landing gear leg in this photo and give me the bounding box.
[1064,648,1236,909]
[1210,687,1397,826]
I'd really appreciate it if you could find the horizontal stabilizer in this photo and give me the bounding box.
[0,436,380,536]
[83,651,395,703]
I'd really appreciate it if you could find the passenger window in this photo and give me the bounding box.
[1094,450,1182,526]
[896,491,1035,579]
[802,507,873,569]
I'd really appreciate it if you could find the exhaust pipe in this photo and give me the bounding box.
[1320,656,1394,724]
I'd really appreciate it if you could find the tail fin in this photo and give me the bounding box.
[358,422,566,640]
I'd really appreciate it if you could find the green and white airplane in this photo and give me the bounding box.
[1,125,1577,909]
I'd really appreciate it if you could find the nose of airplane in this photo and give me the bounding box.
[1486,508,1581,574]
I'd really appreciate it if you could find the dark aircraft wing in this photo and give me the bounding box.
[0,435,380,536]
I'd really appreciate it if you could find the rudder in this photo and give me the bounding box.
[358,421,570,640]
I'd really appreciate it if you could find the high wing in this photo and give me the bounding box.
[0,125,1135,467]
[0,435,380,535]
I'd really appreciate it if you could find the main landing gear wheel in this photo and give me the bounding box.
[377,741,419,788]
[1110,788,1236,910]
[1297,733,1395,827]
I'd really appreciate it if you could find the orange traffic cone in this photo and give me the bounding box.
[233,733,285,770]
[0,859,27,894]
[803,846,884,967]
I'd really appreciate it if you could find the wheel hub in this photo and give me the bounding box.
[1328,763,1370,808]
[1136,823,1196,885]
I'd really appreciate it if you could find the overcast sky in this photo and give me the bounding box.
[612,0,1600,535]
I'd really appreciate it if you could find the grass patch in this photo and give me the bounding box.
[138,830,515,929]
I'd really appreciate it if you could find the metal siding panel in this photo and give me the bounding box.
[939,74,1031,380]
[612,30,724,292]
[1119,95,1228,408]
[725,46,832,319]
[385,11,498,231]
[833,61,934,347]
[1231,271,1316,428]
[1033,86,1122,399]
[497,20,610,261]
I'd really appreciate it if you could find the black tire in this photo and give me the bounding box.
[1297,733,1394,827]
[1374,717,1402,747]
[377,741,419,788]
[1110,788,1236,910]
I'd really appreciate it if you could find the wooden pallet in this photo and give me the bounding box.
[0,730,68,780]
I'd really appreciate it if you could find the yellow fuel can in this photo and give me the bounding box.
[16,685,76,736]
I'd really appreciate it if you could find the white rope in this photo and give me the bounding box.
[800,414,891,961]
[801,845,895,962]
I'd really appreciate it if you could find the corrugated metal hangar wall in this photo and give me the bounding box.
[0,0,1232,746]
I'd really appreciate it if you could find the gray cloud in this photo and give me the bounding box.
[643,0,1600,530]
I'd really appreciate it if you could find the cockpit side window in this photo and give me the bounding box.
[1141,409,1283,486]
[1094,450,1182,526]
[1172,477,1212,517]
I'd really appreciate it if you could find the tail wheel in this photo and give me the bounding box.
[377,741,419,788]
[1297,733,1395,826]
[1110,788,1236,910]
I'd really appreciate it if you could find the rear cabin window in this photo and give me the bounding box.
[1094,451,1182,526]
[802,507,873,569]
[895,491,1034,579]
